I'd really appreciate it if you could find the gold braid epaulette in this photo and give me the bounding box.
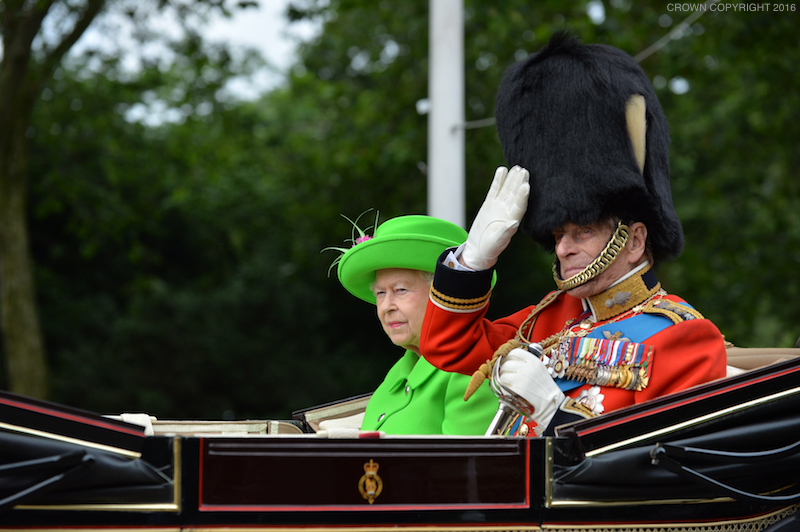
[463,290,563,401]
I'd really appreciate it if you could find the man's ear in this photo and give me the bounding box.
[627,222,648,263]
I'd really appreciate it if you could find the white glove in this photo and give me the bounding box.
[462,165,530,270]
[498,348,565,436]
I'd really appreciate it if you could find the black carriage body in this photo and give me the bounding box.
[2,358,799,531]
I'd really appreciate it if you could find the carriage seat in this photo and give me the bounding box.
[725,346,800,377]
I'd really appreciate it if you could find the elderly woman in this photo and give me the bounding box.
[334,214,500,435]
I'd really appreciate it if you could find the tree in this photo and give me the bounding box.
[27,63,396,417]
[0,0,257,399]
[285,0,800,346]
[1,0,105,399]
[15,0,799,420]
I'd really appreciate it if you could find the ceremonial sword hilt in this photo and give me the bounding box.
[484,343,543,436]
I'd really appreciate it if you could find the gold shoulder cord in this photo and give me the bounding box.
[463,290,562,401]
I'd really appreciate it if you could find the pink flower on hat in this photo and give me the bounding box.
[322,209,379,276]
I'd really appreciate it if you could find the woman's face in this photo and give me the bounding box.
[373,268,430,354]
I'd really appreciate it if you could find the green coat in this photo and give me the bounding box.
[361,350,500,435]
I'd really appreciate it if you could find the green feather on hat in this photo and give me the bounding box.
[326,213,469,304]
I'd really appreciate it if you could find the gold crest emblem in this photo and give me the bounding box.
[358,459,383,504]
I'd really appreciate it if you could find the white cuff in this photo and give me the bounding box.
[442,244,476,272]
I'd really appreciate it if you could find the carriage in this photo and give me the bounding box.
[2,347,799,531]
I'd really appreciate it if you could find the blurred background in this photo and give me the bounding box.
[1,0,797,421]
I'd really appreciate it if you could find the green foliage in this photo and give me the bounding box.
[19,0,800,419]
[28,46,393,419]
[654,11,800,347]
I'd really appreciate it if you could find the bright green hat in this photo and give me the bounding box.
[336,215,467,304]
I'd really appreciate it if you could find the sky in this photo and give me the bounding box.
[69,0,319,101]
[202,0,320,98]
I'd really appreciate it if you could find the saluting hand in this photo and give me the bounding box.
[461,165,530,270]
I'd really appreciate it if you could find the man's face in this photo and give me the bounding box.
[553,221,633,299]
[373,268,430,354]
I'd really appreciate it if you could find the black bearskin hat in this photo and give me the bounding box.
[495,31,683,263]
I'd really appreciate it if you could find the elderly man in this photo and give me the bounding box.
[420,32,727,436]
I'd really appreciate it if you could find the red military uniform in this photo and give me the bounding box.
[419,34,730,433]
[421,259,727,418]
